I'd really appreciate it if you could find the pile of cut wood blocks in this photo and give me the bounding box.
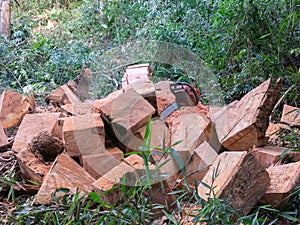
[0,64,299,216]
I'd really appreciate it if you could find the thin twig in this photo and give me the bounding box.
[0,62,23,89]
[274,121,300,130]
[269,85,295,122]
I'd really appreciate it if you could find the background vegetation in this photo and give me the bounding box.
[0,0,299,104]
[0,0,299,224]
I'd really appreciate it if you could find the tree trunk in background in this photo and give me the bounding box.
[0,0,10,40]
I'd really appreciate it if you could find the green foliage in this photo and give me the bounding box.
[4,0,299,103]
[100,0,299,103]
[0,170,18,201]
[0,36,91,95]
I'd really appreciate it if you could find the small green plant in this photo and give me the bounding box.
[1,170,19,201]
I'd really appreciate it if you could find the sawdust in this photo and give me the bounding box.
[165,103,209,127]
[29,131,64,162]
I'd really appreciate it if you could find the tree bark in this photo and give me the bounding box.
[0,0,10,40]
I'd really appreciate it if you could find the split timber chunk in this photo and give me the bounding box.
[123,154,176,215]
[12,112,63,153]
[94,90,122,118]
[123,64,156,109]
[92,161,136,203]
[93,154,152,201]
[109,88,155,150]
[81,147,123,179]
[45,84,81,107]
[280,104,300,129]
[36,153,95,204]
[16,148,51,184]
[251,146,300,168]
[124,80,157,109]
[0,90,32,129]
[136,119,171,163]
[62,113,105,157]
[265,123,280,143]
[124,63,151,85]
[184,141,218,187]
[61,102,94,116]
[93,154,175,213]
[197,151,270,215]
[67,68,92,101]
[171,112,211,156]
[158,112,211,184]
[0,125,8,148]
[260,161,300,208]
[212,78,282,151]
[207,106,223,118]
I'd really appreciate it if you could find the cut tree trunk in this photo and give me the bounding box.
[155,81,176,116]
[0,0,10,40]
[94,90,122,118]
[109,88,155,151]
[136,118,171,164]
[61,102,94,116]
[92,160,136,203]
[93,154,175,215]
[16,147,51,184]
[212,78,282,151]
[67,68,92,101]
[197,151,270,215]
